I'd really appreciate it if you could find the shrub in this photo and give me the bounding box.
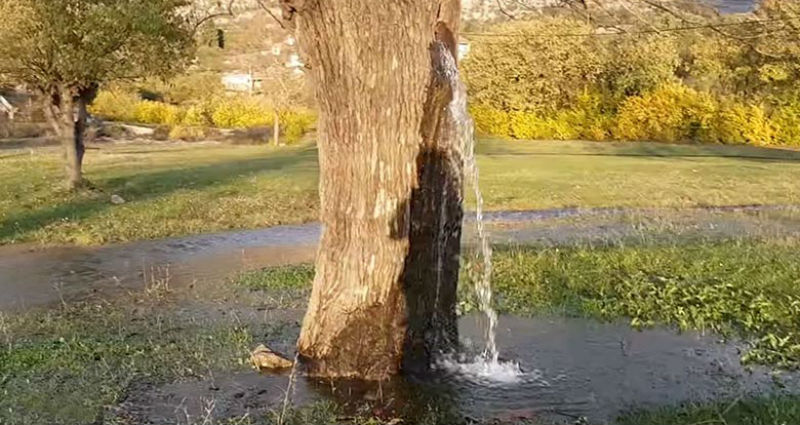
[134,101,183,126]
[211,97,273,129]
[772,102,800,146]
[471,105,510,137]
[168,125,207,142]
[182,102,215,127]
[713,101,777,145]
[614,83,717,143]
[280,108,317,143]
[89,90,140,122]
[475,91,613,141]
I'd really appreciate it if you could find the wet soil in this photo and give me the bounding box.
[116,313,800,425]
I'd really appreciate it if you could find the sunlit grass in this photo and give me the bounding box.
[2,139,800,245]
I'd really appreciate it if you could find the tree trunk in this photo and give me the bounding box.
[43,85,97,190]
[273,109,281,146]
[294,0,464,380]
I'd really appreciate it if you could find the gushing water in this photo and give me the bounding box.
[436,43,520,381]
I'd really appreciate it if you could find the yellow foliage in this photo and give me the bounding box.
[471,105,510,137]
[211,97,273,129]
[772,103,800,146]
[712,102,777,145]
[280,108,317,143]
[89,90,140,122]
[182,103,215,127]
[614,84,717,143]
[134,101,183,126]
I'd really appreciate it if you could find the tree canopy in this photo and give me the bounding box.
[0,0,195,93]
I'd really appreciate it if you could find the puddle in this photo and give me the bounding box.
[3,206,799,311]
[0,224,318,311]
[118,314,799,425]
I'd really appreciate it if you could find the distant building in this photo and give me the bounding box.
[0,95,15,120]
[221,73,263,93]
[458,41,471,60]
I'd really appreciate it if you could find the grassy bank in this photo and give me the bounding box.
[2,140,800,245]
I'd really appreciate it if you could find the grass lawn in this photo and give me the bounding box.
[2,139,800,245]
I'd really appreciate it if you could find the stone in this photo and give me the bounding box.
[250,344,293,370]
[111,194,126,205]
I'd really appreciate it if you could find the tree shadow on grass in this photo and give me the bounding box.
[0,146,319,243]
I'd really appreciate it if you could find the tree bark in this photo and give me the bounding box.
[294,0,464,380]
[43,85,97,190]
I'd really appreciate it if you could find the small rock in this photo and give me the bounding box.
[111,194,126,205]
[250,344,293,370]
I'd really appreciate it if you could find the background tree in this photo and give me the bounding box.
[0,0,194,189]
[232,4,312,145]
[287,0,465,379]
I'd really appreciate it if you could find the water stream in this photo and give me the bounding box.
[439,44,522,381]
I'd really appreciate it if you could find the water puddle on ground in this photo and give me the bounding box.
[0,224,319,311]
[119,313,799,424]
[2,205,799,311]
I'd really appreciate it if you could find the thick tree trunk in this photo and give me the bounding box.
[294,0,464,379]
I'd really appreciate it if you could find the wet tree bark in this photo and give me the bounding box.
[42,85,97,190]
[293,0,464,379]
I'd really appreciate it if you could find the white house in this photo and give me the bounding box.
[458,41,471,60]
[0,95,15,120]
[221,73,264,93]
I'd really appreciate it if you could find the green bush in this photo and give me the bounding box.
[462,16,605,113]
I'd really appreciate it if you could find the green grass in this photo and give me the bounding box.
[0,299,272,425]
[2,139,800,245]
[617,395,800,425]
[242,238,800,369]
[487,241,800,368]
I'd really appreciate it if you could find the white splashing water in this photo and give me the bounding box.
[436,43,522,382]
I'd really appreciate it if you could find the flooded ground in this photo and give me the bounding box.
[2,205,799,311]
[3,205,800,424]
[118,313,799,425]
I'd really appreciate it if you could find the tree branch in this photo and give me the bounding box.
[192,0,236,34]
[255,0,287,29]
